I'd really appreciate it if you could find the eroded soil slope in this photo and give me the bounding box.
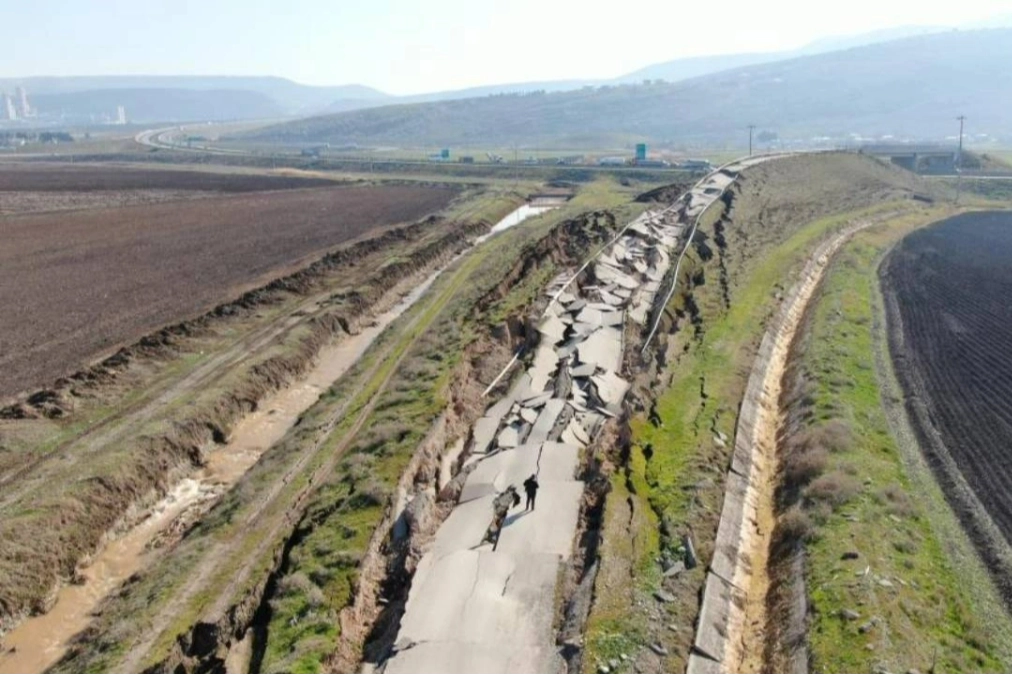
[0,184,457,399]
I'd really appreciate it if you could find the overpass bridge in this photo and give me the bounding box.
[859,143,958,174]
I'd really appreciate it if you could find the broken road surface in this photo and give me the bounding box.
[384,161,771,673]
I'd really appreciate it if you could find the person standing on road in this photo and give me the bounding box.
[523,474,539,511]
[483,485,520,550]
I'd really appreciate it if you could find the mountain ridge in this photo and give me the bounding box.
[240,28,1012,147]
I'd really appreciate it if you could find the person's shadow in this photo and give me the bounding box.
[503,510,532,528]
[470,510,533,551]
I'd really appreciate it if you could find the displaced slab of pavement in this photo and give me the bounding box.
[382,170,755,672]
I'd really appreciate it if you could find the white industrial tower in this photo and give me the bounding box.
[14,87,29,118]
[1,93,17,121]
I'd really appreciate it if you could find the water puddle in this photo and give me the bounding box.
[476,203,556,243]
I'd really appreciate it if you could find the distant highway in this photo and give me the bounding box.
[134,126,251,156]
[927,173,1012,180]
[131,125,703,176]
[133,127,176,149]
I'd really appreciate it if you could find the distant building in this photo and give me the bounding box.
[598,156,628,166]
[116,105,127,125]
[1,94,17,121]
[15,87,29,118]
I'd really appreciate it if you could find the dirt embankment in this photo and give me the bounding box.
[322,212,620,673]
[0,214,486,637]
[66,210,620,674]
[636,182,690,204]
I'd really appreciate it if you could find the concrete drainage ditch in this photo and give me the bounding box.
[688,217,880,674]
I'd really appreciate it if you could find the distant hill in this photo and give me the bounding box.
[399,79,598,103]
[9,17,1012,127]
[242,29,1012,147]
[616,25,949,84]
[0,76,390,122]
[31,88,284,123]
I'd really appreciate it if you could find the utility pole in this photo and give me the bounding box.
[748,124,756,157]
[956,115,966,168]
[513,143,519,192]
[955,115,966,205]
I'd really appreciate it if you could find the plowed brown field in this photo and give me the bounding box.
[0,183,457,399]
[0,162,338,192]
[882,211,1012,595]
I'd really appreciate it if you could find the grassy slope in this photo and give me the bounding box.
[583,154,947,673]
[259,241,484,673]
[584,192,1012,674]
[585,199,917,668]
[798,213,1012,672]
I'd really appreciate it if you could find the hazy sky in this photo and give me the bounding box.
[4,0,1011,94]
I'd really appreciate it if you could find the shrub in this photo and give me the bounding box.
[778,506,816,547]
[305,584,326,608]
[279,571,318,598]
[804,470,860,508]
[784,445,828,485]
[811,419,854,453]
[348,477,389,508]
[340,454,374,483]
[877,482,916,518]
[353,420,412,455]
[892,539,918,555]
